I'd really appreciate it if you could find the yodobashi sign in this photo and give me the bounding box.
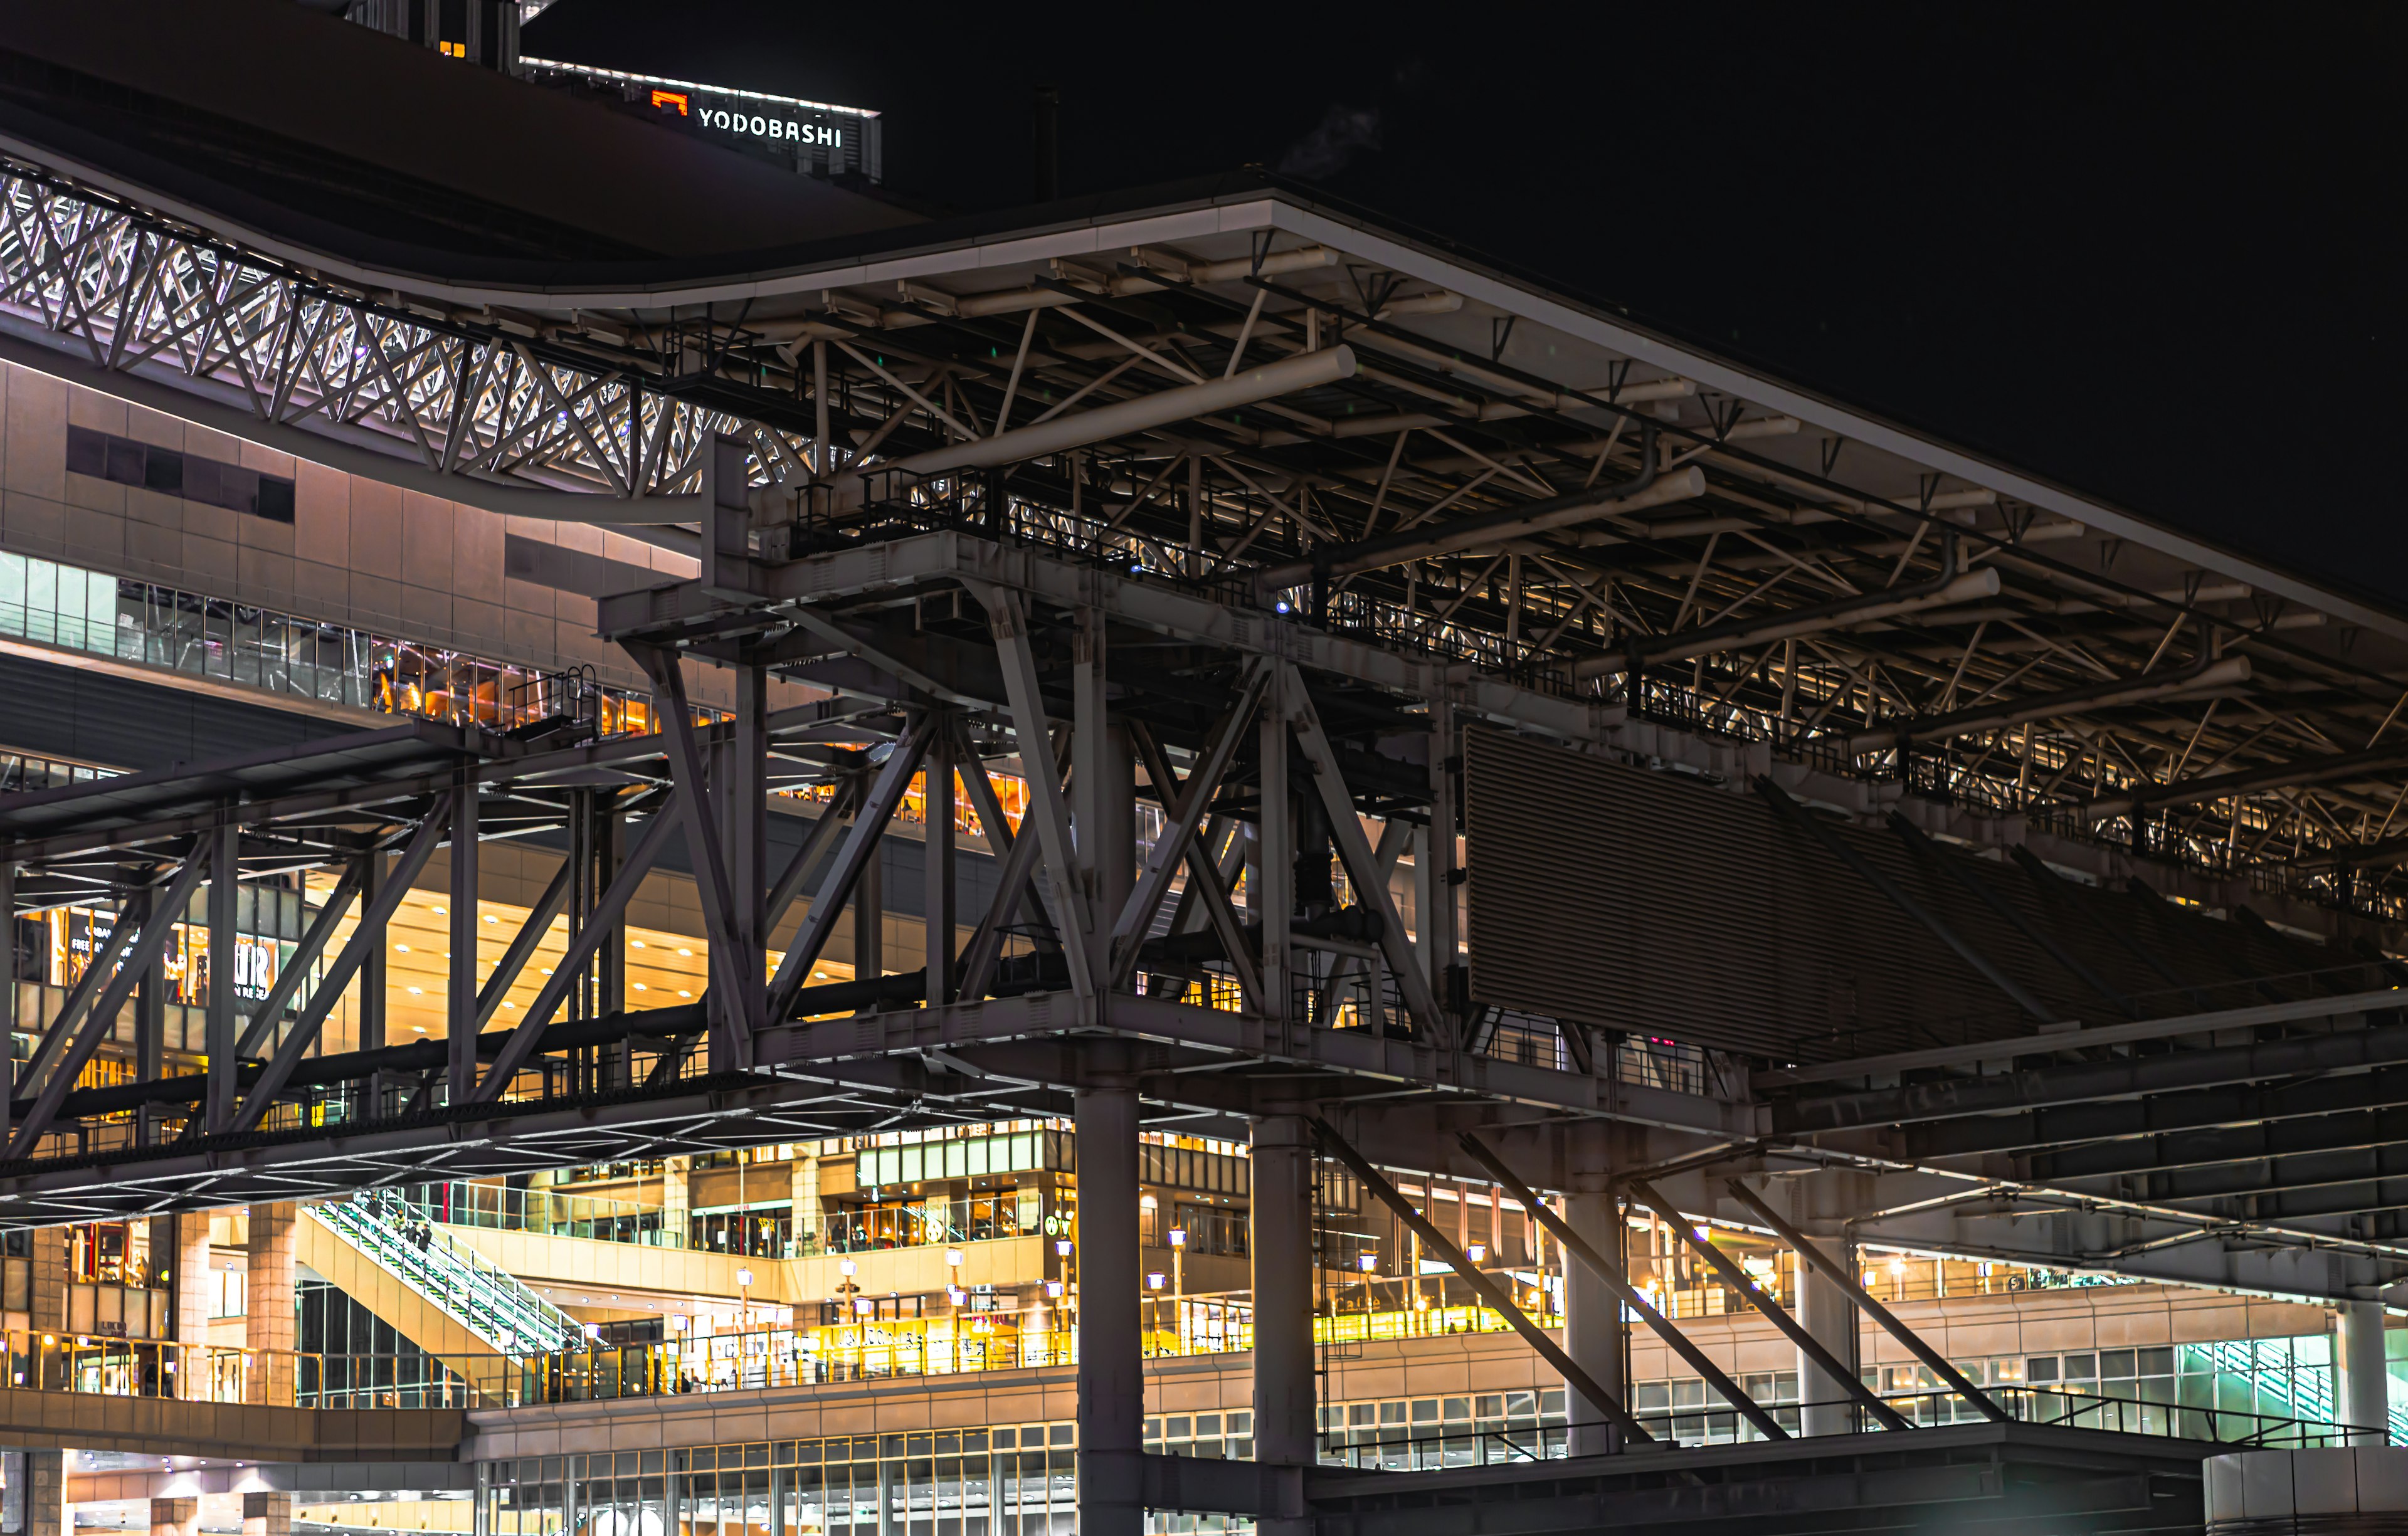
[690,104,844,147]
[521,57,882,181]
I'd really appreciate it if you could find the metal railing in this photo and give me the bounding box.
[4,1323,2389,1454]
[1316,1386,2385,1470]
[393,1181,687,1249]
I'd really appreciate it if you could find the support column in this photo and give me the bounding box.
[134,886,164,1145]
[245,1201,297,1404]
[723,663,769,1056]
[662,1157,691,1248]
[2338,1299,2390,1444]
[205,823,239,1131]
[1797,1235,1858,1436]
[28,1225,65,1332]
[853,825,883,980]
[792,1152,821,1254]
[1563,1192,1628,1457]
[1257,671,1293,1024]
[596,796,627,1087]
[1,860,14,1152]
[16,1448,67,1536]
[1094,725,1135,947]
[1074,1071,1142,1536]
[448,781,480,1102]
[166,1210,210,1386]
[1251,1112,1316,1532]
[359,849,388,1114]
[925,730,956,1006]
[1420,700,1459,1004]
[241,1491,294,1536]
[149,1498,199,1536]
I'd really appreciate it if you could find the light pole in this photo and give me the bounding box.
[1168,1226,1186,1354]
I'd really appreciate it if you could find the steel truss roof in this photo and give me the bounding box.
[8,125,2408,1306]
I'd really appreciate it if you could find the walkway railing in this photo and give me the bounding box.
[2,1326,2392,1460]
[1316,1387,2385,1470]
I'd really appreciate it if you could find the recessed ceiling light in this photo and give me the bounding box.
[431,905,446,915]
[633,983,648,992]
[677,947,692,957]
[393,943,409,952]
[631,940,646,949]
[406,986,424,995]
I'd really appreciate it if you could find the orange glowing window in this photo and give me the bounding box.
[651,90,690,116]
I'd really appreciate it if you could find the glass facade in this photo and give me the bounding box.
[0,548,657,733]
[483,1427,1082,1536]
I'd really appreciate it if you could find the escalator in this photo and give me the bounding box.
[304,1189,580,1356]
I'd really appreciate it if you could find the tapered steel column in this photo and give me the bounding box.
[925,731,956,1005]
[1251,1112,1318,1510]
[359,850,388,1114]
[1563,1191,1629,1456]
[1075,1068,1142,1536]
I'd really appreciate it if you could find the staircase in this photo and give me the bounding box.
[306,1189,581,1355]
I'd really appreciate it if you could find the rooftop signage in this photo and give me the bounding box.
[520,57,883,181]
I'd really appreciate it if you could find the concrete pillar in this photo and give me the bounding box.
[1250,1114,1316,1487]
[245,1201,297,1404]
[2338,1300,2392,1444]
[163,1210,211,1397]
[1797,1236,1858,1436]
[792,1154,821,1253]
[149,1497,199,1536]
[242,1491,295,1536]
[1563,1192,1627,1458]
[29,1224,66,1332]
[16,1449,67,1536]
[662,1157,691,1248]
[1074,1075,1141,1536]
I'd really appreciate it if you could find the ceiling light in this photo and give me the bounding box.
[484,913,499,923]
[677,989,691,997]
[393,943,409,952]
[406,986,423,995]
[431,905,445,915]
[677,947,693,956]
[633,983,648,992]
[631,940,646,949]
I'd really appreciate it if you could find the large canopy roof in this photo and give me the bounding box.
[3,8,2404,935]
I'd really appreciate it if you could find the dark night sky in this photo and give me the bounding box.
[528,4,2402,604]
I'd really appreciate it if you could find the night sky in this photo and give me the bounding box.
[527,4,2402,604]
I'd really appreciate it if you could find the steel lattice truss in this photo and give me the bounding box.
[0,164,749,498]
